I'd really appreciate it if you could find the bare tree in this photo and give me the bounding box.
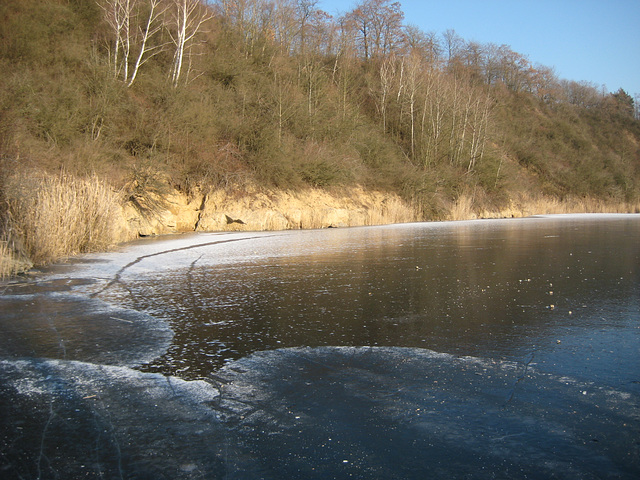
[403,25,441,64]
[491,45,530,92]
[128,0,167,86]
[378,54,396,131]
[442,29,463,64]
[559,80,602,107]
[402,51,423,159]
[167,0,213,87]
[99,0,166,86]
[100,0,132,79]
[273,0,298,54]
[528,64,558,102]
[418,66,441,166]
[329,15,359,118]
[346,0,403,59]
[346,1,371,59]
[467,92,491,172]
[295,0,318,55]
[222,0,281,57]
[271,69,298,145]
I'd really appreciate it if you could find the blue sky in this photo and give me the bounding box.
[318,0,640,96]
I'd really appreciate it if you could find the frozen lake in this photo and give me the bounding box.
[1,215,639,478]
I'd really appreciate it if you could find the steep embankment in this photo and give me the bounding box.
[124,184,418,236]
[123,182,640,238]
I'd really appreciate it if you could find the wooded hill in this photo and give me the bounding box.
[1,0,639,270]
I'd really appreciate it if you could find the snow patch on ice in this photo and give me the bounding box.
[1,358,220,404]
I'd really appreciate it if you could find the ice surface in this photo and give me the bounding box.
[1,215,638,479]
[2,346,638,479]
[0,358,236,479]
[0,291,172,366]
[212,346,640,479]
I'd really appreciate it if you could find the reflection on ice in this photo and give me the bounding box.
[116,216,640,383]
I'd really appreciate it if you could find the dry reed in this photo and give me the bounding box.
[458,192,640,220]
[448,193,476,221]
[5,172,123,265]
[366,197,418,225]
[0,239,22,279]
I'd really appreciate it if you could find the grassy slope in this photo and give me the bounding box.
[0,0,639,272]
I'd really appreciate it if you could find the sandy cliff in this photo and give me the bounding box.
[122,185,419,237]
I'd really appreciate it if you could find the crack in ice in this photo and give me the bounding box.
[503,349,537,406]
[91,235,278,297]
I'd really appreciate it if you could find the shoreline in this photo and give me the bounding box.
[3,211,638,285]
[1,179,639,281]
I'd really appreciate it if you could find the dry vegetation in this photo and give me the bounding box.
[3,172,125,266]
[450,191,640,221]
[0,236,27,280]
[1,0,639,277]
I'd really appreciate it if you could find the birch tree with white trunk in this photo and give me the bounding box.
[168,0,213,87]
[99,0,167,86]
[100,0,133,79]
[378,54,395,132]
[127,0,167,87]
[403,51,423,159]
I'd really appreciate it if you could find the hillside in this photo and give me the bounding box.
[1,0,639,275]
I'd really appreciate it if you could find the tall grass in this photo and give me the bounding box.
[453,192,640,220]
[4,171,124,265]
[448,193,476,221]
[366,197,419,225]
[0,235,29,279]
